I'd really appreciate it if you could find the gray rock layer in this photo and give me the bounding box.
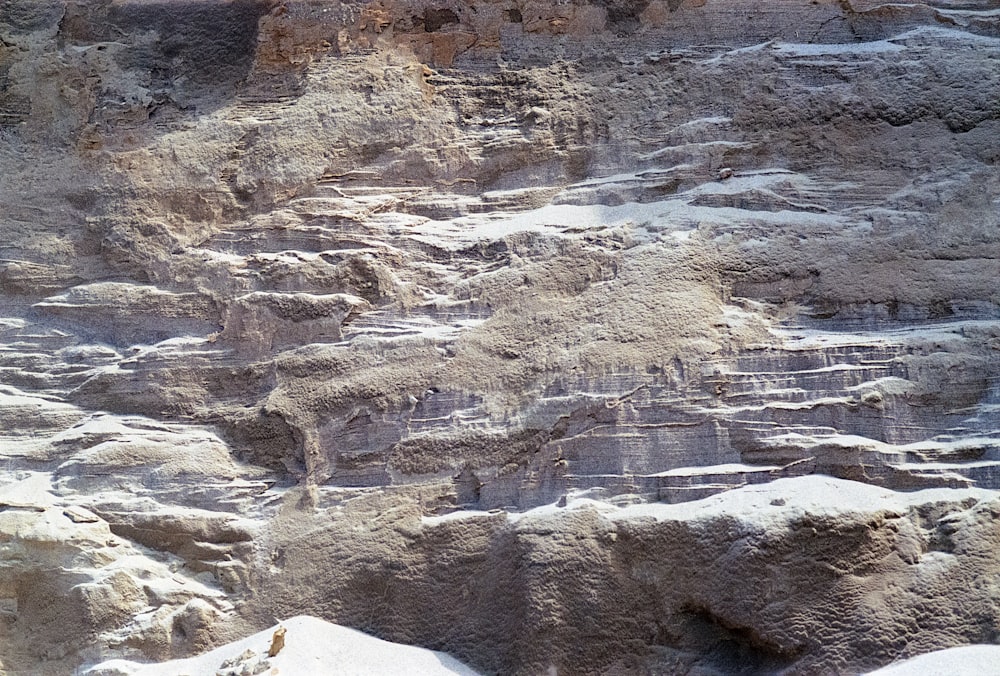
[1,0,999,674]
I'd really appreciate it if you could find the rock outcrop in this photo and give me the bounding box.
[1,0,999,674]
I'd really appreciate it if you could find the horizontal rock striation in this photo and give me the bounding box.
[0,0,998,674]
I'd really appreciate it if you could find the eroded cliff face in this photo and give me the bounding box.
[1,0,999,674]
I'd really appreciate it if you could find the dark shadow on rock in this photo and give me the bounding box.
[59,0,275,104]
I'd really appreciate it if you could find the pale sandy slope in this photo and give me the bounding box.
[86,615,481,676]
[866,645,1000,676]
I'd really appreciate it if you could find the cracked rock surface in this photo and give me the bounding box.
[1,0,999,674]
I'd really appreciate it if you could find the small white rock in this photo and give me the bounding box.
[63,506,101,523]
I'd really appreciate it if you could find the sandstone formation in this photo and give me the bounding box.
[1,0,999,674]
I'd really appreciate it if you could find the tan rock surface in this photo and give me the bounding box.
[1,0,999,673]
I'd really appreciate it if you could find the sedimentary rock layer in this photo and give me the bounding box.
[1,0,998,674]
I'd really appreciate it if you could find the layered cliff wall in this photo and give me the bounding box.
[1,1,999,674]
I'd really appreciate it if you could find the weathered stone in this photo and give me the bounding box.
[1,0,999,673]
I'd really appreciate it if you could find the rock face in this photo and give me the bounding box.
[1,0,999,674]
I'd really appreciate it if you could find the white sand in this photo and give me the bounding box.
[87,615,482,676]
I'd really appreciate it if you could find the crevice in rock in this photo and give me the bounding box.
[681,604,802,675]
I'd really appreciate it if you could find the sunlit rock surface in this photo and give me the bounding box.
[1,0,999,673]
[86,614,482,675]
